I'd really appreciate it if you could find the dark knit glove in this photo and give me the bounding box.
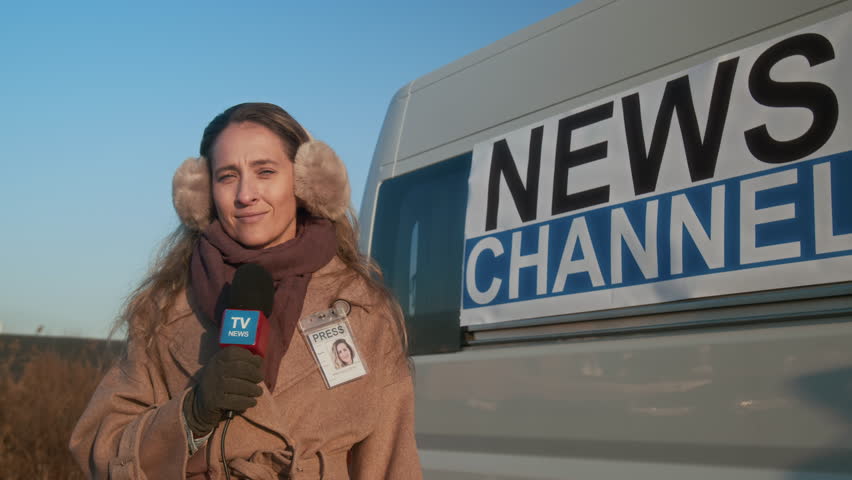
[183,346,264,437]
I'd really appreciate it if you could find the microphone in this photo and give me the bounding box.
[218,263,273,358]
[216,264,273,480]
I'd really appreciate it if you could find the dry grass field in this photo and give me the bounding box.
[0,335,121,480]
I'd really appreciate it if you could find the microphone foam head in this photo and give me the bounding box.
[229,263,274,317]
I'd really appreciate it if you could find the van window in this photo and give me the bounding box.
[371,153,472,355]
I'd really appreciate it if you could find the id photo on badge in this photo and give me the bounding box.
[331,338,356,369]
[303,316,367,388]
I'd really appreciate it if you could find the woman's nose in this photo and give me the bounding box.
[236,178,259,205]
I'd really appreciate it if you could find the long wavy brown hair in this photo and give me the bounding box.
[112,103,407,360]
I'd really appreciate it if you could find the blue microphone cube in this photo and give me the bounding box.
[219,309,260,346]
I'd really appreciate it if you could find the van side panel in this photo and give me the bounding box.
[414,308,852,478]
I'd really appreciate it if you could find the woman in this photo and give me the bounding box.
[70,103,421,479]
[333,339,355,369]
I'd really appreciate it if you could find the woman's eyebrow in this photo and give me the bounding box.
[213,158,279,176]
[249,158,278,168]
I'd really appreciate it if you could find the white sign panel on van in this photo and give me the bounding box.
[461,12,851,327]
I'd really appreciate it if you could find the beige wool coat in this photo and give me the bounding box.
[70,257,422,479]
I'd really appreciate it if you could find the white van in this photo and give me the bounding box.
[359,1,852,478]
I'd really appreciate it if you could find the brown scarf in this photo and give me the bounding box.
[189,215,337,390]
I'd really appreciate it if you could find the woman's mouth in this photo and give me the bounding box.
[235,212,268,224]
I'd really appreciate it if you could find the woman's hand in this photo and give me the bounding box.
[183,346,264,437]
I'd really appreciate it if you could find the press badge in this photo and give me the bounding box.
[299,299,367,388]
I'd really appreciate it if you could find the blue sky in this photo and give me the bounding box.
[0,1,577,337]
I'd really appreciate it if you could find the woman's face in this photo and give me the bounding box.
[336,342,353,365]
[210,122,297,249]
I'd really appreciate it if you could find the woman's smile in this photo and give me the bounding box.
[235,211,269,223]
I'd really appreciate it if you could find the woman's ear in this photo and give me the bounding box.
[172,156,212,231]
[293,140,351,221]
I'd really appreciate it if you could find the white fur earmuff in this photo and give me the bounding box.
[171,139,350,231]
[172,156,212,231]
[293,141,351,221]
